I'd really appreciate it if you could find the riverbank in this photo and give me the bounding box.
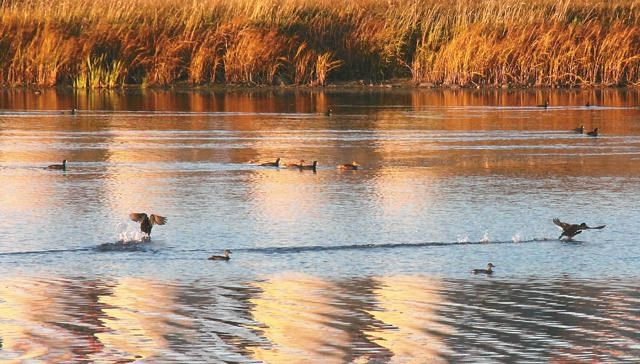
[1,0,639,89]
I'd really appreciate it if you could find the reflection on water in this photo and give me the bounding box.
[1,89,640,361]
[0,274,639,362]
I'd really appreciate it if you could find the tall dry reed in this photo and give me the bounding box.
[0,0,638,88]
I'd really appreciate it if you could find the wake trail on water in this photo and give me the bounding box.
[0,236,559,257]
[215,237,558,255]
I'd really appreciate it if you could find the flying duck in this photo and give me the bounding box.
[587,128,599,137]
[260,158,280,167]
[299,161,318,171]
[473,263,495,274]
[47,160,67,170]
[337,161,359,170]
[208,249,231,261]
[573,125,584,134]
[553,218,605,240]
[130,213,167,237]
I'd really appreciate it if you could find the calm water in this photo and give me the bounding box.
[1,89,639,362]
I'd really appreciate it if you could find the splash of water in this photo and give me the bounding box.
[512,233,522,243]
[115,222,149,243]
[457,235,469,243]
[480,231,490,243]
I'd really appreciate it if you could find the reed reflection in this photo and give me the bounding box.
[364,276,452,363]
[248,272,350,363]
[95,277,187,362]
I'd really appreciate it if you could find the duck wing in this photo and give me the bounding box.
[150,214,167,225]
[552,218,571,230]
[130,213,148,222]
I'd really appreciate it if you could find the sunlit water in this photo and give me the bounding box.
[1,89,639,362]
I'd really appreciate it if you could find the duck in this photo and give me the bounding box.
[130,213,167,238]
[587,128,599,137]
[553,218,605,241]
[285,160,305,168]
[573,125,584,134]
[47,160,67,170]
[208,249,231,261]
[473,263,495,274]
[537,100,549,108]
[337,161,359,170]
[259,158,280,167]
[585,102,591,107]
[299,160,318,171]
[325,108,333,116]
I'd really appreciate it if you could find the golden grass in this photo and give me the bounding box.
[0,0,639,88]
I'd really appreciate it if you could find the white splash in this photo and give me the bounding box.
[457,235,469,243]
[512,233,522,243]
[116,222,149,243]
[480,231,490,243]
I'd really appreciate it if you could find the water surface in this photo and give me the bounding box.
[0,89,639,362]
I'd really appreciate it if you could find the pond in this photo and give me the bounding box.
[0,88,639,362]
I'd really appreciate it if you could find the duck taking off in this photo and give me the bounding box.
[473,263,495,274]
[208,249,231,261]
[130,213,167,237]
[553,218,605,241]
[47,160,67,170]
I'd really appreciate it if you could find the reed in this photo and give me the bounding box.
[0,0,638,88]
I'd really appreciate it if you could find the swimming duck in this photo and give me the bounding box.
[208,249,231,261]
[553,218,605,240]
[260,158,280,167]
[47,160,67,170]
[130,213,167,237]
[299,161,318,171]
[573,125,584,134]
[473,263,495,274]
[337,161,359,170]
[537,100,549,108]
[285,160,305,168]
[587,128,599,137]
[325,108,333,116]
[585,102,591,107]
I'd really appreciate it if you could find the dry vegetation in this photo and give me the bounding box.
[1,0,639,88]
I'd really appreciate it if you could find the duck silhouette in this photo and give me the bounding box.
[573,125,584,134]
[47,160,67,170]
[553,218,605,240]
[299,161,318,171]
[473,263,495,274]
[208,249,231,261]
[337,161,359,170]
[130,213,167,238]
[587,128,599,137]
[537,100,549,108]
[325,108,333,116]
[260,158,280,167]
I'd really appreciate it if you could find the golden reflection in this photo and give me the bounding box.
[365,275,453,363]
[94,277,184,361]
[0,278,74,362]
[248,272,349,363]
